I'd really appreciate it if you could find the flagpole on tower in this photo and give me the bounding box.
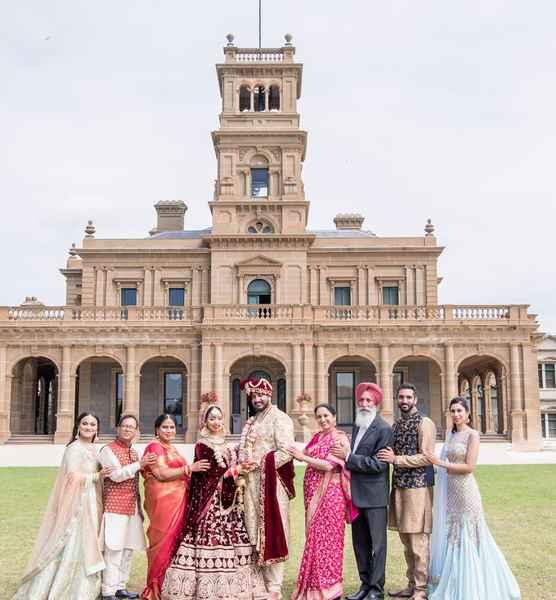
[258,0,262,51]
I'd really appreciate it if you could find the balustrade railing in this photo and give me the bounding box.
[0,304,531,324]
[235,48,285,62]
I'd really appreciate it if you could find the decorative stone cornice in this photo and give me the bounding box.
[202,234,315,249]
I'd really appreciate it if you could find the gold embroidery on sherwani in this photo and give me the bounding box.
[240,404,294,569]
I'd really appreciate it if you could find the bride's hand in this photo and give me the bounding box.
[286,445,304,461]
[191,459,211,472]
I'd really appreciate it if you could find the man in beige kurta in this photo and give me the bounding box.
[239,377,295,600]
[378,383,436,600]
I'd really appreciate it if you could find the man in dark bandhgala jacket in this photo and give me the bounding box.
[332,382,392,600]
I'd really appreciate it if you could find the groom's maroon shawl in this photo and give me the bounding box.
[258,450,296,565]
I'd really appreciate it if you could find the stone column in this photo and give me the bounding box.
[143,269,152,306]
[0,346,9,443]
[521,343,543,450]
[54,345,74,443]
[444,344,457,434]
[200,343,213,396]
[509,343,524,446]
[186,343,201,442]
[318,266,327,306]
[379,344,393,423]
[303,342,315,402]
[316,345,326,404]
[357,265,365,305]
[415,266,425,305]
[292,343,302,401]
[193,268,201,306]
[95,267,105,306]
[124,346,139,417]
[153,269,162,306]
[214,343,228,426]
[366,266,374,304]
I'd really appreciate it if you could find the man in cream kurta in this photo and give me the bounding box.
[378,384,436,600]
[99,415,154,600]
[240,378,295,600]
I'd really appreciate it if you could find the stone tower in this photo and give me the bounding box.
[209,34,309,235]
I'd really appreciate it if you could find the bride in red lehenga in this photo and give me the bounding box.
[161,402,267,600]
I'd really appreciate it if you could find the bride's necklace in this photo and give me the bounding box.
[200,433,228,468]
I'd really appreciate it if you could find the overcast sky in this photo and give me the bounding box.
[1,1,555,332]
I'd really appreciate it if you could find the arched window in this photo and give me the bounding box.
[247,221,274,234]
[254,86,266,112]
[269,85,280,111]
[247,279,271,305]
[239,85,251,112]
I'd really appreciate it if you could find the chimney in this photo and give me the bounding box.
[333,213,365,231]
[150,201,187,236]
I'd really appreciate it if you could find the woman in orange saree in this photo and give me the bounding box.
[141,414,210,600]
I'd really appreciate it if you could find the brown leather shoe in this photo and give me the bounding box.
[388,589,413,598]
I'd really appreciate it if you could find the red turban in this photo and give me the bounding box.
[355,382,383,406]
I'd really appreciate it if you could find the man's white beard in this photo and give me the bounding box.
[355,407,377,429]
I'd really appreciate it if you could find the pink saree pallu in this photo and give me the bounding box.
[292,430,358,600]
[142,441,190,600]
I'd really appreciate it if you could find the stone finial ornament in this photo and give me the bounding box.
[284,33,293,46]
[226,33,235,46]
[425,218,435,236]
[69,242,78,256]
[85,220,96,238]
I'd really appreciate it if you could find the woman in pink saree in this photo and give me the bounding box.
[141,414,210,600]
[288,403,358,600]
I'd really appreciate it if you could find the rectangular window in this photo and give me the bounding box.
[115,373,124,425]
[336,371,355,426]
[545,364,556,388]
[548,414,556,439]
[334,286,351,306]
[539,363,544,388]
[383,286,399,305]
[164,373,183,427]
[251,168,269,197]
[121,288,137,306]
[169,288,185,306]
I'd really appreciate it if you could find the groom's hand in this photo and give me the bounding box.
[377,446,395,463]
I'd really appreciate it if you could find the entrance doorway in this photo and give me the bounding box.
[229,356,286,433]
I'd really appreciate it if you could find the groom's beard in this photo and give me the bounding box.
[355,406,377,429]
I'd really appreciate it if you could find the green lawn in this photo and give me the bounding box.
[1,466,555,600]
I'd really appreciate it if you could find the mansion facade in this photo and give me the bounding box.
[0,36,542,450]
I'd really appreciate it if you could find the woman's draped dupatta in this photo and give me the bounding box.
[429,432,452,584]
[305,431,359,532]
[20,443,104,584]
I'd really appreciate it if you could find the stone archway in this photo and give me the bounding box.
[458,355,508,435]
[74,356,125,436]
[229,355,286,434]
[140,357,188,436]
[10,356,59,436]
[327,355,377,428]
[392,355,443,434]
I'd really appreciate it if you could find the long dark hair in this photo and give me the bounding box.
[449,396,472,433]
[67,412,100,446]
[154,413,176,435]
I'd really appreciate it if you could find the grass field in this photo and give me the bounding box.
[1,466,555,600]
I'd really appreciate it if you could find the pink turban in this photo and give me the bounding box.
[355,382,383,406]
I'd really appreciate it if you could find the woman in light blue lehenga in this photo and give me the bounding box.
[12,413,111,600]
[425,396,521,600]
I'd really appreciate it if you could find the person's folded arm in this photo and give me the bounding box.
[394,419,436,469]
[347,426,392,473]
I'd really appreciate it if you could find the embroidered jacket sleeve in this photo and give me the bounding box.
[273,413,295,469]
[99,445,141,482]
[393,417,436,468]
